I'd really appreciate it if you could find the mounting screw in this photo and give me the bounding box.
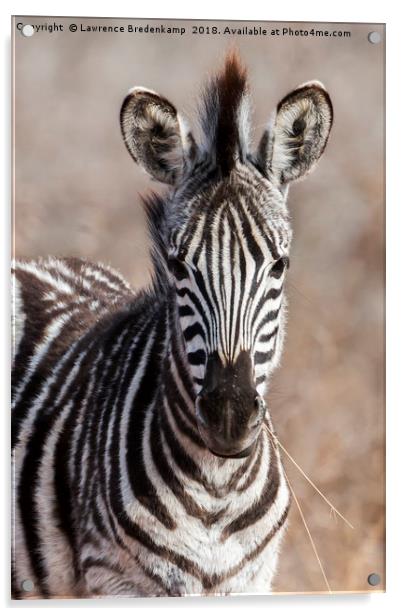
[367,572,381,586]
[21,24,34,37]
[21,579,34,592]
[368,31,381,44]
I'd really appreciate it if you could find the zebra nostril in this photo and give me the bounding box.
[249,395,266,429]
[254,394,265,415]
[195,404,206,424]
[195,395,210,428]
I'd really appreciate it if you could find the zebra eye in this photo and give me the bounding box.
[168,257,189,281]
[270,257,289,278]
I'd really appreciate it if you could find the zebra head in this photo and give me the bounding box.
[120,53,333,458]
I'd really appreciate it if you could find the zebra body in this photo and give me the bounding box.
[12,256,288,597]
[12,54,333,598]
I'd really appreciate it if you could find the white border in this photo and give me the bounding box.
[2,1,401,614]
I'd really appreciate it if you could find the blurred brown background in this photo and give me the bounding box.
[13,17,385,594]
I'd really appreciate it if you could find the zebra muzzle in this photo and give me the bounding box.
[195,350,266,458]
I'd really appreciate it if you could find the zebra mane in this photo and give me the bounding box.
[199,51,251,175]
[142,191,171,295]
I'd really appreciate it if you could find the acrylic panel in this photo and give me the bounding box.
[11,16,385,599]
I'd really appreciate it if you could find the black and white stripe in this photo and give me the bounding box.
[12,52,332,598]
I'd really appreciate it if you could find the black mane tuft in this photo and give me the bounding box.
[199,50,250,175]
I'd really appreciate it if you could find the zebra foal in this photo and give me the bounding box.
[11,52,333,598]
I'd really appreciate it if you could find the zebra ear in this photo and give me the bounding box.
[120,87,196,185]
[258,82,333,185]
